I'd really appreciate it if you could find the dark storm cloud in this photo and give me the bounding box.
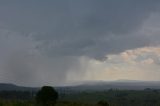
[0,0,160,86]
[0,0,159,59]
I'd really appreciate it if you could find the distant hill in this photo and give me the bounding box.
[0,83,38,91]
[58,80,160,91]
[1,80,160,92]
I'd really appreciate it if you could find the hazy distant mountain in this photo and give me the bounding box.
[0,83,38,91]
[62,80,160,91]
[1,80,160,92]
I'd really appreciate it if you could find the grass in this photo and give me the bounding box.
[1,89,160,106]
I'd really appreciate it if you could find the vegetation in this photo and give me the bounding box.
[0,88,160,106]
[35,86,58,106]
[59,89,160,106]
[97,100,109,106]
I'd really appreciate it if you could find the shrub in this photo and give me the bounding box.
[97,100,109,106]
[35,86,58,106]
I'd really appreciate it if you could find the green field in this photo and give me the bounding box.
[0,89,160,106]
[59,89,160,106]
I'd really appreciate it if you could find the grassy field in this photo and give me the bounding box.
[0,89,160,106]
[0,101,100,106]
[59,89,160,106]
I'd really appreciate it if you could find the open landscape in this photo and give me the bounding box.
[0,0,160,105]
[0,81,160,106]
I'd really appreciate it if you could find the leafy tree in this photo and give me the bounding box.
[35,86,58,106]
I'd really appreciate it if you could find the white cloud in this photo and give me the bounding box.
[66,47,160,82]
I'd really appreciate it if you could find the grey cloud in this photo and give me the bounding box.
[0,0,160,85]
[31,0,159,59]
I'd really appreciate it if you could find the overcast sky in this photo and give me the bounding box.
[0,0,160,86]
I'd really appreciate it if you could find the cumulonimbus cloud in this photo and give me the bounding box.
[0,1,160,86]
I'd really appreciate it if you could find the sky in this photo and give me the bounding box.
[0,0,160,86]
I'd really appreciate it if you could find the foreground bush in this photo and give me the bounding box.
[35,86,58,106]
